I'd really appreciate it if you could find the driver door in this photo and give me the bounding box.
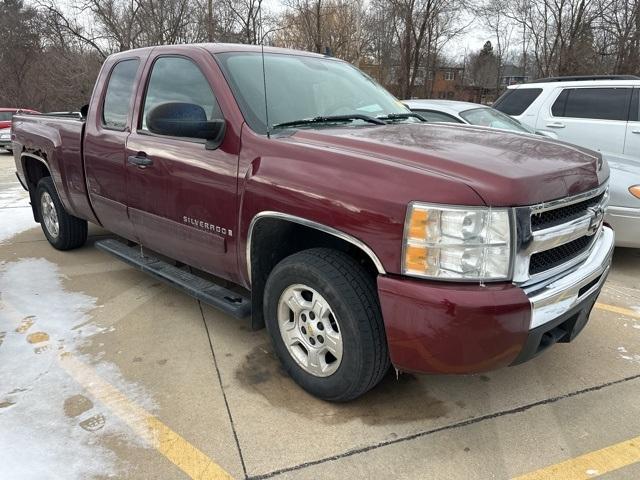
[125,49,240,281]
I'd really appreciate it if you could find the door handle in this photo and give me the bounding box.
[127,153,153,168]
[632,129,640,134]
[546,122,566,129]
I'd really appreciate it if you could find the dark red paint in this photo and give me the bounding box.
[378,275,531,374]
[11,44,606,375]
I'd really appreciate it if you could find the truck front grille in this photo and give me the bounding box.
[513,183,608,285]
[531,192,605,231]
[529,236,592,275]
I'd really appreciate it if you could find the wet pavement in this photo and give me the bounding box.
[1,150,640,479]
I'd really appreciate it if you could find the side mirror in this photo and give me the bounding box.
[147,102,226,149]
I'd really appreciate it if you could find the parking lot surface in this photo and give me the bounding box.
[1,150,640,479]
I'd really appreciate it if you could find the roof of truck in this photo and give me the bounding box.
[107,43,329,61]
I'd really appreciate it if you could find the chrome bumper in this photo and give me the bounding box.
[524,226,614,329]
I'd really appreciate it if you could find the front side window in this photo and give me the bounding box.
[493,88,542,116]
[102,59,140,130]
[216,52,411,134]
[141,56,221,134]
[0,112,14,121]
[551,87,631,121]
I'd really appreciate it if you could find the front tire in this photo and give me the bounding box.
[36,177,87,250]
[264,248,390,401]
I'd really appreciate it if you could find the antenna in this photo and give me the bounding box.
[259,7,271,138]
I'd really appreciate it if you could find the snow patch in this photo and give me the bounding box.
[0,258,156,479]
[617,346,640,364]
[0,183,29,208]
[0,207,37,244]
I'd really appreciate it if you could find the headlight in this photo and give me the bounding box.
[402,203,512,280]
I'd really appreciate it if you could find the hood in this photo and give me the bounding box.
[283,123,607,206]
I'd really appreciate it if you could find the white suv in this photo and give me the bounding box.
[494,76,640,156]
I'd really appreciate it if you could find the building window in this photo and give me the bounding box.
[444,71,454,81]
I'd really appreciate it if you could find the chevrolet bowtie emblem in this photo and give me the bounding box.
[586,206,604,236]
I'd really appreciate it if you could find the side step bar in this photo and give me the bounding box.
[95,239,251,319]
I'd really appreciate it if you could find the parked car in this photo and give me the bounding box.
[494,75,640,155]
[12,44,613,401]
[0,127,11,152]
[601,152,640,247]
[404,99,557,138]
[1,108,39,154]
[0,107,39,129]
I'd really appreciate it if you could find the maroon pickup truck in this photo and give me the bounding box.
[12,44,614,401]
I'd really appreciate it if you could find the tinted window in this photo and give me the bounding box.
[413,110,463,123]
[103,59,139,130]
[0,112,14,121]
[493,88,542,115]
[630,89,639,122]
[553,88,631,121]
[141,56,221,132]
[551,90,569,116]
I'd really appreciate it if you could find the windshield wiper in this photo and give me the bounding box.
[272,114,385,129]
[376,113,427,122]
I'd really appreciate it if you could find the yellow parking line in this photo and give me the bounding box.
[59,353,235,480]
[513,435,640,479]
[595,303,640,319]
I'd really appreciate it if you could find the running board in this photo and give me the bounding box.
[95,239,251,319]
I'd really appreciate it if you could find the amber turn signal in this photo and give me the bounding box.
[629,185,640,199]
[408,209,429,240]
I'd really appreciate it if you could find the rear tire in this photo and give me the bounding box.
[36,177,87,250]
[264,248,390,401]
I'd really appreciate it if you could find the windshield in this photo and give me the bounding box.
[216,52,411,133]
[459,107,532,133]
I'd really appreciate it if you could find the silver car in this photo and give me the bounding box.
[602,152,640,247]
[403,99,558,138]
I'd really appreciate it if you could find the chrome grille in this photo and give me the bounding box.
[530,192,605,231]
[513,183,609,285]
[529,236,592,275]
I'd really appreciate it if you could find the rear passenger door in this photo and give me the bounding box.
[624,89,640,157]
[541,87,631,154]
[84,56,146,240]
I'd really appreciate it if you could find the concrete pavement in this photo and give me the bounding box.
[1,150,640,479]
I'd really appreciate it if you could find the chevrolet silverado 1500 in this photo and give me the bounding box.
[12,44,614,401]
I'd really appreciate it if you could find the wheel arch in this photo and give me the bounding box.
[246,211,386,330]
[20,152,57,222]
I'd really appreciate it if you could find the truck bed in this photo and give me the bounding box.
[12,113,97,223]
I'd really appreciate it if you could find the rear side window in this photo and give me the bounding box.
[413,110,463,123]
[0,112,14,121]
[141,56,221,133]
[493,88,542,115]
[102,59,140,130]
[551,88,631,121]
